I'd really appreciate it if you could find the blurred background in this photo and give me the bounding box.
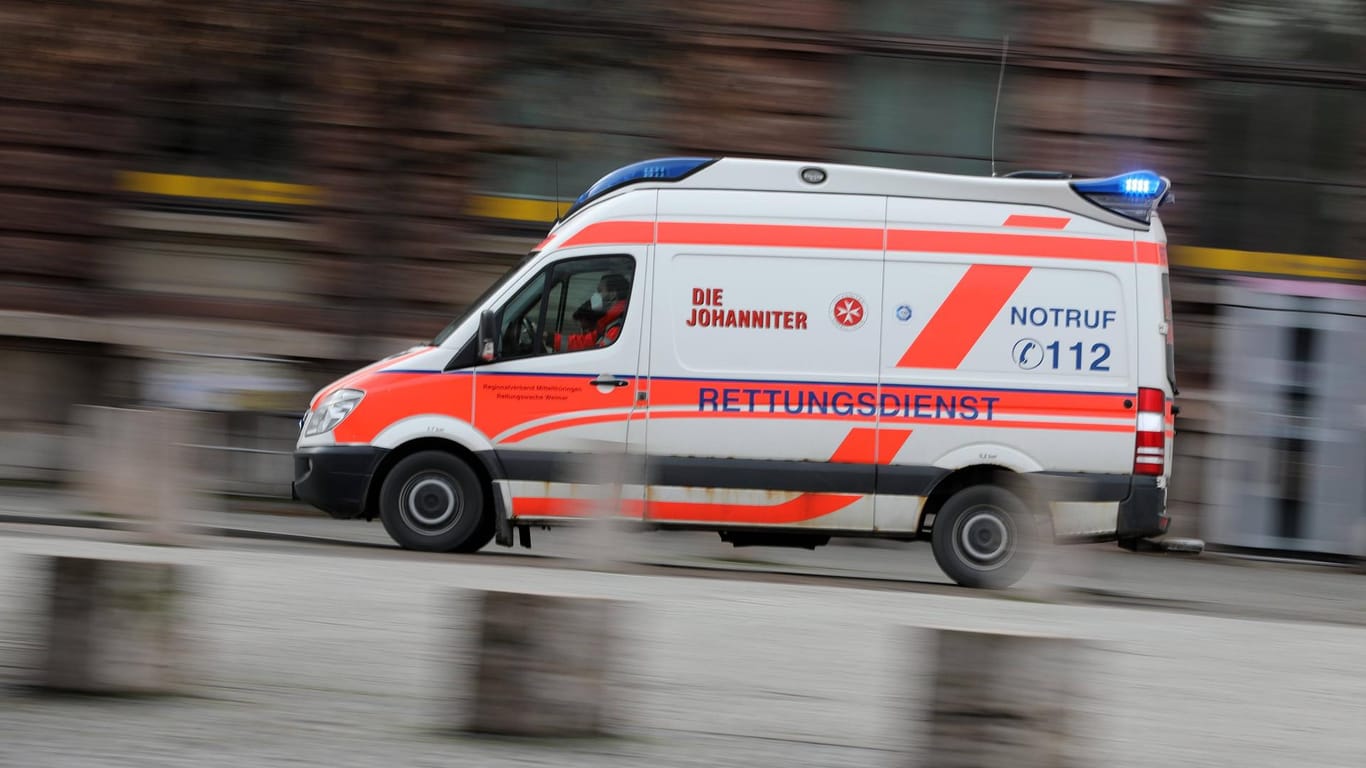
[0,0,1362,557]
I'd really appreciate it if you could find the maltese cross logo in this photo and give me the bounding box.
[831,294,866,330]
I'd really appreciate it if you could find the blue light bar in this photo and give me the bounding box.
[567,157,716,216]
[1070,170,1172,224]
[1073,170,1167,199]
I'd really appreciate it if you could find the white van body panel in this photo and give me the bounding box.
[295,157,1173,551]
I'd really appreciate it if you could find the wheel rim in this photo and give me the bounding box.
[953,506,1014,570]
[400,472,463,535]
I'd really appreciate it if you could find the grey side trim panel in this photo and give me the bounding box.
[495,451,879,494]
[877,466,952,496]
[490,451,1138,503]
[1031,472,1134,502]
[652,458,876,494]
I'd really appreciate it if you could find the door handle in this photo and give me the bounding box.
[590,374,631,388]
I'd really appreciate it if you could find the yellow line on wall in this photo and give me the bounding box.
[118,172,322,206]
[118,174,568,221]
[466,194,570,222]
[1171,246,1366,282]
[112,174,1365,284]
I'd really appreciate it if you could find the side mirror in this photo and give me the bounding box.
[478,310,497,362]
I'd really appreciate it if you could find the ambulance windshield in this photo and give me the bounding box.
[430,252,536,346]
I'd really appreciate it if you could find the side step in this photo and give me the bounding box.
[719,531,830,550]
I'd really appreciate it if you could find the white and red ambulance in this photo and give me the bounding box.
[293,157,1176,587]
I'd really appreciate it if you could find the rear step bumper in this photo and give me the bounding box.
[1117,475,1170,540]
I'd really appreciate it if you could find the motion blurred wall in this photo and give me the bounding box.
[0,1,1362,546]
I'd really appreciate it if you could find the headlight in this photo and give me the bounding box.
[304,389,365,436]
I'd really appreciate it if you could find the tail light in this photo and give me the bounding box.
[1134,387,1166,476]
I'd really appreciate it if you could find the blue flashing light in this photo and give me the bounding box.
[568,157,716,215]
[1124,176,1155,194]
[1070,170,1171,224]
[1073,170,1167,199]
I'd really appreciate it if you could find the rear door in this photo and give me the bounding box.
[878,199,1140,535]
[641,190,885,530]
[1137,227,1176,486]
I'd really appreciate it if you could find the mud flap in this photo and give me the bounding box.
[492,480,515,547]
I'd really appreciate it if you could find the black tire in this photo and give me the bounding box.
[930,484,1038,589]
[378,451,492,553]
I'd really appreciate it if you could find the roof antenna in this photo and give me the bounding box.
[990,33,1010,178]
[553,157,562,225]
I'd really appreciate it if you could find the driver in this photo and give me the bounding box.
[550,273,630,352]
[570,301,602,334]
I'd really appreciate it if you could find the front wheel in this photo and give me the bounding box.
[379,451,491,553]
[931,484,1038,589]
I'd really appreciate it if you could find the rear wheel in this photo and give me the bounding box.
[931,484,1038,589]
[379,451,491,553]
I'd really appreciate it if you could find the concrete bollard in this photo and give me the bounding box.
[466,590,619,737]
[40,556,191,694]
[70,405,194,545]
[1350,517,1366,575]
[913,628,1081,768]
[552,439,639,569]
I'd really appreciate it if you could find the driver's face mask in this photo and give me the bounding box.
[589,290,605,311]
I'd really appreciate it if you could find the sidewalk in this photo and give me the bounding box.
[1,533,1365,768]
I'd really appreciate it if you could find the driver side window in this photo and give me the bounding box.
[496,271,547,360]
[495,254,635,360]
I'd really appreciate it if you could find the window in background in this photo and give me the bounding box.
[841,0,1011,175]
[1201,0,1365,257]
[1204,0,1365,67]
[1087,0,1165,53]
[144,70,298,183]
[1201,82,1361,258]
[852,0,1009,40]
[840,56,1003,175]
[474,35,664,219]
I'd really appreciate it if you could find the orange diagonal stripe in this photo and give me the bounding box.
[1003,215,1069,229]
[828,426,914,465]
[829,427,879,464]
[877,429,913,464]
[898,264,1030,369]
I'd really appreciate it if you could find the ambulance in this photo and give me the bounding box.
[293,157,1177,588]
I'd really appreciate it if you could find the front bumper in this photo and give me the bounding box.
[292,446,390,519]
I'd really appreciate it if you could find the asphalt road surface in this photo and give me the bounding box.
[1,488,1362,627]
[1,492,1364,767]
[0,524,1360,765]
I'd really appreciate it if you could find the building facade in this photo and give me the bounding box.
[1,0,1363,519]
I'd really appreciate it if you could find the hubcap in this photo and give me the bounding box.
[955,508,1012,569]
[401,473,462,534]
